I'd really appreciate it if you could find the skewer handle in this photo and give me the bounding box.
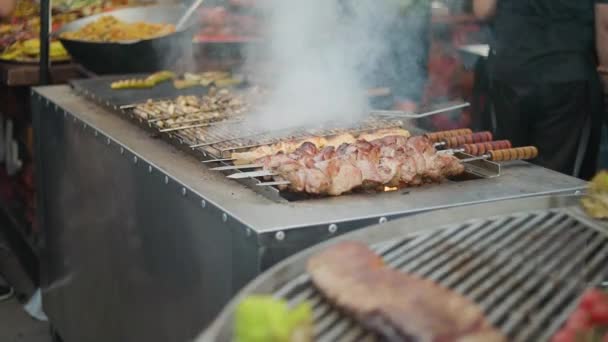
[443,131,493,148]
[462,140,512,155]
[425,128,473,143]
[489,146,538,161]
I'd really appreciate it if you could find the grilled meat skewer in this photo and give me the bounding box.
[230,128,411,165]
[213,140,513,171]
[230,139,538,195]
[230,136,465,195]
[222,128,475,166]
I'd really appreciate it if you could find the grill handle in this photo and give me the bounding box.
[489,147,538,161]
[462,140,512,155]
[443,131,493,148]
[425,128,473,142]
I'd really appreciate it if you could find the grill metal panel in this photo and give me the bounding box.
[225,209,608,342]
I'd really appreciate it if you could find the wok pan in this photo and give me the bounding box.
[54,5,195,74]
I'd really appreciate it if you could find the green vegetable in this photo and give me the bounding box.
[234,296,313,342]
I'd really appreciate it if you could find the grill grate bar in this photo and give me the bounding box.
[488,225,599,330]
[274,274,310,299]
[285,287,316,308]
[411,218,523,280]
[451,213,566,297]
[382,221,487,269]
[520,239,608,341]
[426,216,538,285]
[317,319,357,342]
[313,309,342,336]
[468,216,578,306]
[441,215,552,290]
[329,324,374,342]
[398,214,537,276]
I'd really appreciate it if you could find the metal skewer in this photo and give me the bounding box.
[159,118,243,133]
[202,158,236,164]
[211,163,262,171]
[229,146,539,183]
[433,131,493,149]
[371,102,470,119]
[176,0,206,31]
[216,140,514,171]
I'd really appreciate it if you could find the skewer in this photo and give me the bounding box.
[256,180,291,186]
[213,141,513,172]
[460,146,538,163]
[158,118,243,133]
[228,170,275,179]
[229,146,539,181]
[371,102,470,119]
[211,163,262,171]
[425,128,473,143]
[202,158,235,163]
[447,140,512,155]
[433,131,493,149]
[202,128,474,164]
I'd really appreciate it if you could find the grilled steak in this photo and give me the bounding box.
[307,241,506,342]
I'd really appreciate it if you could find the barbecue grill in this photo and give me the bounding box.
[70,77,508,201]
[199,195,608,342]
[32,85,587,342]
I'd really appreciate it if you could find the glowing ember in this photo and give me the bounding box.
[383,186,398,192]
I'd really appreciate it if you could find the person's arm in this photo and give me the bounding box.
[596,4,608,72]
[0,0,17,18]
[472,0,497,21]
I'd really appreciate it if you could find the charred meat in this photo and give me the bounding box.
[256,135,463,196]
[307,241,506,342]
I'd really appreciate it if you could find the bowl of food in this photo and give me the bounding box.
[54,5,195,74]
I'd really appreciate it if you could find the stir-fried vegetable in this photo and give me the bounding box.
[60,15,175,42]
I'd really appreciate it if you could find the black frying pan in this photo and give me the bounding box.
[54,5,196,74]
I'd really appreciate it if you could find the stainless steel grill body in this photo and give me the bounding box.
[200,196,608,342]
[33,86,587,342]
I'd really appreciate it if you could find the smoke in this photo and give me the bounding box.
[244,0,401,131]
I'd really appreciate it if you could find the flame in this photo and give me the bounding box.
[383,186,398,192]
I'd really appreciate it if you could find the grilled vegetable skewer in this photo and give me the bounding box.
[111,71,176,90]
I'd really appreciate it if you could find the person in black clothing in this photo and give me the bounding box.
[473,0,608,180]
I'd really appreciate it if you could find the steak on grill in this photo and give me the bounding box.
[307,241,506,342]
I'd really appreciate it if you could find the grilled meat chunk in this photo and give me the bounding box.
[231,128,411,165]
[307,241,506,342]
[257,135,464,195]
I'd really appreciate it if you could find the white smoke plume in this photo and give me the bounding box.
[244,0,401,131]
